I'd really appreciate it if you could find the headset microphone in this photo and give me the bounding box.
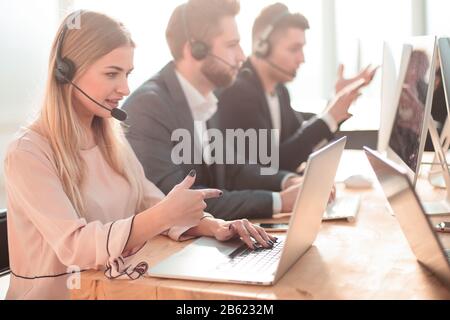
[264,59,296,78]
[110,108,128,122]
[69,82,128,122]
[208,53,240,71]
[54,14,128,122]
[253,9,296,79]
[181,5,243,75]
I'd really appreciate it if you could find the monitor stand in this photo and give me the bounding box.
[421,117,450,215]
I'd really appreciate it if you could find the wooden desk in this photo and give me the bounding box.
[71,151,450,300]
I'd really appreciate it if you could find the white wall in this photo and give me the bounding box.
[0,0,60,207]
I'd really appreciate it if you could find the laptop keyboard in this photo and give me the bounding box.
[217,239,285,273]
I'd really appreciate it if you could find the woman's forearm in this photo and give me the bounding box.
[123,201,172,252]
[184,217,222,238]
[125,208,224,252]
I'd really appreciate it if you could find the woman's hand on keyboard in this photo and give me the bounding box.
[212,219,278,250]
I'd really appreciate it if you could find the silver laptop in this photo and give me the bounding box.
[148,137,347,286]
[365,147,450,288]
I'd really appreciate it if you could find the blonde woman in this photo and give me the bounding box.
[4,11,276,300]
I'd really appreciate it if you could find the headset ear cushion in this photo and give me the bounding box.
[55,58,76,84]
[191,41,209,60]
[254,39,270,58]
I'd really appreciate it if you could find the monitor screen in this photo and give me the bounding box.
[428,49,446,146]
[389,37,436,173]
[378,42,412,152]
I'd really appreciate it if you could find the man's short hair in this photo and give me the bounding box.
[166,0,240,61]
[252,3,309,45]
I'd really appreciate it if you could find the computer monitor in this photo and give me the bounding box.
[427,39,450,188]
[387,36,450,215]
[426,40,449,152]
[378,42,413,152]
[429,38,450,156]
[387,36,438,186]
[438,37,450,116]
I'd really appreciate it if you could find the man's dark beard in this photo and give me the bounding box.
[201,55,234,88]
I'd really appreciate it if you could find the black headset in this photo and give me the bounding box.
[54,14,79,84]
[53,11,128,122]
[181,3,209,60]
[253,10,290,59]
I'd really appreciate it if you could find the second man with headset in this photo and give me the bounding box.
[216,3,378,172]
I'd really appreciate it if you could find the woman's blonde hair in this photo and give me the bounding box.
[33,11,145,216]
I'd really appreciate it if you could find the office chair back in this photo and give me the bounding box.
[0,209,9,276]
